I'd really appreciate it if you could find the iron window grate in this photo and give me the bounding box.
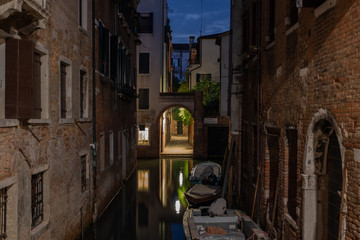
[31,173,44,228]
[0,188,7,239]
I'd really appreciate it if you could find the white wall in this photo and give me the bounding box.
[189,38,220,89]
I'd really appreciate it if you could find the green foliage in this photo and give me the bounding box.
[193,77,220,107]
[172,107,193,126]
[177,80,190,93]
[178,108,192,125]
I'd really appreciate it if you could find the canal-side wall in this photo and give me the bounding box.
[0,0,94,239]
[93,0,138,219]
[236,1,360,239]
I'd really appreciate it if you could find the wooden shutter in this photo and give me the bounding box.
[110,36,118,80]
[5,39,34,119]
[99,22,104,73]
[60,63,67,118]
[33,52,42,119]
[103,28,109,76]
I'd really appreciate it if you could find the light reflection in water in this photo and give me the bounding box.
[175,199,181,214]
[137,158,195,240]
[84,158,203,240]
[179,169,183,187]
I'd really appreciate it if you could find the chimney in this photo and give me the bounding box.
[189,36,195,49]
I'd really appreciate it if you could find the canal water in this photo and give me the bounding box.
[85,157,208,240]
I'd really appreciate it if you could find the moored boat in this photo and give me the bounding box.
[184,184,222,208]
[189,161,222,186]
[183,199,268,240]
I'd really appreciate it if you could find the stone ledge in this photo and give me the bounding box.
[0,119,18,128]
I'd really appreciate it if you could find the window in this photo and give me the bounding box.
[33,52,42,119]
[99,22,109,75]
[60,61,72,119]
[0,188,7,239]
[242,13,249,52]
[251,2,257,46]
[118,131,122,160]
[109,131,114,165]
[268,0,275,42]
[100,132,105,170]
[287,129,298,220]
[79,0,88,30]
[31,173,44,228]
[117,45,124,89]
[81,155,87,192]
[138,125,149,145]
[79,70,89,119]
[289,0,298,27]
[110,36,118,81]
[196,73,211,82]
[2,40,49,120]
[138,89,149,110]
[139,13,153,33]
[139,53,150,74]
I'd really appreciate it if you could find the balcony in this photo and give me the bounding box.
[118,0,140,35]
[0,0,49,37]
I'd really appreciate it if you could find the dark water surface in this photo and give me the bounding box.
[85,158,205,240]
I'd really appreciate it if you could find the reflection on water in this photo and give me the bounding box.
[85,158,203,240]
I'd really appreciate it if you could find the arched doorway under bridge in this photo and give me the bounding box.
[302,109,346,240]
[159,105,194,156]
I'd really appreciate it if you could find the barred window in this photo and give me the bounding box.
[0,188,7,239]
[81,155,87,192]
[31,173,43,228]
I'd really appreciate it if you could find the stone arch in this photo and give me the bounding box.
[156,104,195,155]
[302,108,346,240]
[157,104,195,120]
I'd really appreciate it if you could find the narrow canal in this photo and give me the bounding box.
[85,157,209,240]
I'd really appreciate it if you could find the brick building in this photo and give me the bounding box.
[0,0,139,239]
[231,0,360,239]
[93,0,139,217]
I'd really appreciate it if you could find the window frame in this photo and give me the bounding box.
[31,172,44,229]
[139,12,153,34]
[79,0,88,31]
[138,88,149,110]
[0,187,7,239]
[79,69,89,119]
[59,57,72,121]
[138,125,150,146]
[81,155,87,192]
[139,53,150,74]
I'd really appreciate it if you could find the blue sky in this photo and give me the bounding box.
[167,0,230,43]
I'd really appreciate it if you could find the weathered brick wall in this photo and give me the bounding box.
[238,0,360,239]
[94,0,138,218]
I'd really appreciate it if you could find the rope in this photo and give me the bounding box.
[246,233,255,240]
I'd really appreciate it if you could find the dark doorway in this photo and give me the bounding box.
[207,127,229,157]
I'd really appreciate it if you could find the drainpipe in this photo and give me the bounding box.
[256,0,262,223]
[91,0,97,224]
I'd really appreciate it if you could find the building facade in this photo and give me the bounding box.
[171,43,189,89]
[93,0,139,217]
[0,0,139,239]
[0,0,93,239]
[232,0,360,239]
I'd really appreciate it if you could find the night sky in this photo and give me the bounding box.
[167,0,230,43]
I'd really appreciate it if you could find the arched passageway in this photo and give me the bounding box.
[159,106,194,156]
